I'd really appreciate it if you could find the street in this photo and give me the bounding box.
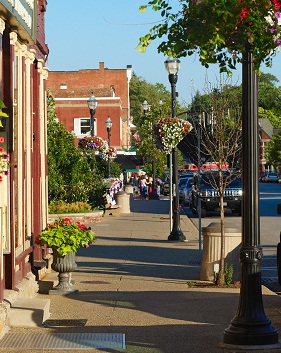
[181,182,281,292]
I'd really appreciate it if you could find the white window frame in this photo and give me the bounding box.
[73,117,97,138]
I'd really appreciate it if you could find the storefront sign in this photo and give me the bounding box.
[1,0,36,39]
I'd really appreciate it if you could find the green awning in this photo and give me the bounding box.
[123,168,143,173]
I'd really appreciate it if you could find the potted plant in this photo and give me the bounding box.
[36,217,95,293]
[153,116,193,154]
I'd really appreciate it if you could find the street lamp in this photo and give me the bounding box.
[87,92,98,136]
[164,57,186,241]
[105,116,112,178]
[223,44,278,345]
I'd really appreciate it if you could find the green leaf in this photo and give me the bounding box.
[139,5,147,13]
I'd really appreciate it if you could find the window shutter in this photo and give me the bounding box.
[73,118,80,136]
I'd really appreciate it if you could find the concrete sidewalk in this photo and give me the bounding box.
[1,198,281,352]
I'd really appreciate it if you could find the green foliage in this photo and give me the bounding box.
[48,201,92,214]
[36,217,95,256]
[47,91,92,203]
[266,133,281,167]
[130,73,172,128]
[224,264,234,285]
[138,0,281,73]
[0,100,8,118]
[130,73,186,178]
[258,108,281,128]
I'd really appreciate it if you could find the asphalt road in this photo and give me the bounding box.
[181,181,281,293]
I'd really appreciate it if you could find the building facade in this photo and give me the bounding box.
[47,62,133,149]
[0,0,48,335]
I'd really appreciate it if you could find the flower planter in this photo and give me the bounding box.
[49,247,78,294]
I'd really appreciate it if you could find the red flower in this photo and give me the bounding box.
[63,218,72,225]
[77,221,88,229]
[271,0,281,10]
[239,7,249,23]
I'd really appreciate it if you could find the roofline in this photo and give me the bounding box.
[54,97,121,101]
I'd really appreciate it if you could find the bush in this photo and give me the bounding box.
[49,201,92,214]
[224,263,234,285]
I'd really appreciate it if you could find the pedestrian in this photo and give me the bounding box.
[147,177,153,199]
[132,174,139,198]
[139,175,147,200]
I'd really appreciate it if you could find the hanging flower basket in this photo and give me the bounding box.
[78,136,109,160]
[104,147,117,161]
[153,117,193,154]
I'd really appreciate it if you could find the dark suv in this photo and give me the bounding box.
[190,172,242,218]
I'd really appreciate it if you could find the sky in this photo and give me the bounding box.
[45,0,281,106]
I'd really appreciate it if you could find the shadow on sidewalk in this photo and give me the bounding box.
[77,241,201,281]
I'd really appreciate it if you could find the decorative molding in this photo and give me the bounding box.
[9,31,18,46]
[0,18,5,35]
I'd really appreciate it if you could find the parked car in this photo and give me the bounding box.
[178,177,191,203]
[179,172,194,179]
[263,173,279,183]
[182,177,193,206]
[190,172,242,218]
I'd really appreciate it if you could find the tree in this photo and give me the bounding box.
[188,82,242,285]
[47,91,92,203]
[130,73,181,177]
[266,133,281,167]
[130,73,172,127]
[138,1,281,73]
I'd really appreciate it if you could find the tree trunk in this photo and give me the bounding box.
[217,192,225,286]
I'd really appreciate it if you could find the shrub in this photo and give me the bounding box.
[224,263,234,285]
[49,201,92,214]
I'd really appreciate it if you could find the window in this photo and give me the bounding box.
[73,117,96,137]
[80,118,90,134]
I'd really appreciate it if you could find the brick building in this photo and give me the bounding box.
[0,0,49,335]
[47,62,133,149]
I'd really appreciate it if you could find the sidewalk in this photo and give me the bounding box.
[1,198,281,352]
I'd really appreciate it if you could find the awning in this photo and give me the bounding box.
[123,168,143,173]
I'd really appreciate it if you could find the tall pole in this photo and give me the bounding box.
[107,128,111,178]
[88,92,98,137]
[90,110,95,137]
[167,73,185,241]
[223,43,278,345]
[105,116,112,179]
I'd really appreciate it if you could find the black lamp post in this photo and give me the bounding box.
[165,57,186,241]
[223,44,278,345]
[87,92,98,136]
[105,116,112,178]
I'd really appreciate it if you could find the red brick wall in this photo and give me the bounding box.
[55,98,123,147]
[47,62,129,120]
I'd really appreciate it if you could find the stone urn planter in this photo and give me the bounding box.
[35,217,95,295]
[50,247,78,294]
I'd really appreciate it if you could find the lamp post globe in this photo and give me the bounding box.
[165,57,186,242]
[142,100,149,114]
[105,116,112,178]
[87,92,98,137]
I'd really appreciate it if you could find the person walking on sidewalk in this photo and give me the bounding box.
[139,175,148,200]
